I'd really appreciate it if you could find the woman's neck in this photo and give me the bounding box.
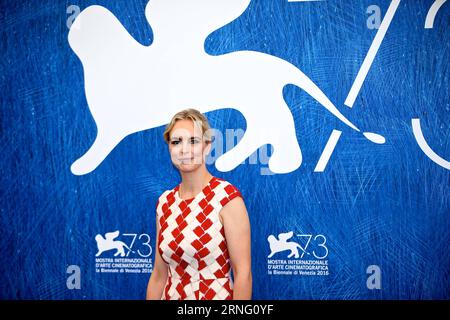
[179,168,213,199]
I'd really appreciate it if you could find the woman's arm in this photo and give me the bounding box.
[221,197,252,300]
[146,217,169,300]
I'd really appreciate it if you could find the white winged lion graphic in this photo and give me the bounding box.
[68,0,384,175]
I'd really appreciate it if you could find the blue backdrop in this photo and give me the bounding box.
[1,0,449,299]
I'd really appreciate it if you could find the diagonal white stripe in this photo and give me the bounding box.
[316,1,399,172]
[344,0,401,108]
[314,130,342,172]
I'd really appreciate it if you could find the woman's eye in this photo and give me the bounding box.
[170,139,199,145]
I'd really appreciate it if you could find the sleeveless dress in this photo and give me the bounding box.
[156,176,243,300]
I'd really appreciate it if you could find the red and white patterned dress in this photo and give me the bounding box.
[156,176,242,300]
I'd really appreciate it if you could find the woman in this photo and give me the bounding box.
[146,108,252,300]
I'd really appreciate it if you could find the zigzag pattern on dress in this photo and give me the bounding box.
[156,176,242,300]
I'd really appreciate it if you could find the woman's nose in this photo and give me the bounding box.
[181,141,191,153]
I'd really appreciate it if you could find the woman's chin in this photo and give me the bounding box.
[175,163,202,172]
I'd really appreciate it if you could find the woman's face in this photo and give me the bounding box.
[168,119,211,173]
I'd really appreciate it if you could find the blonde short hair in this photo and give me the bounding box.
[163,108,212,144]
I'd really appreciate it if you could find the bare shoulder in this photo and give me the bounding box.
[219,196,248,224]
[222,195,246,210]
